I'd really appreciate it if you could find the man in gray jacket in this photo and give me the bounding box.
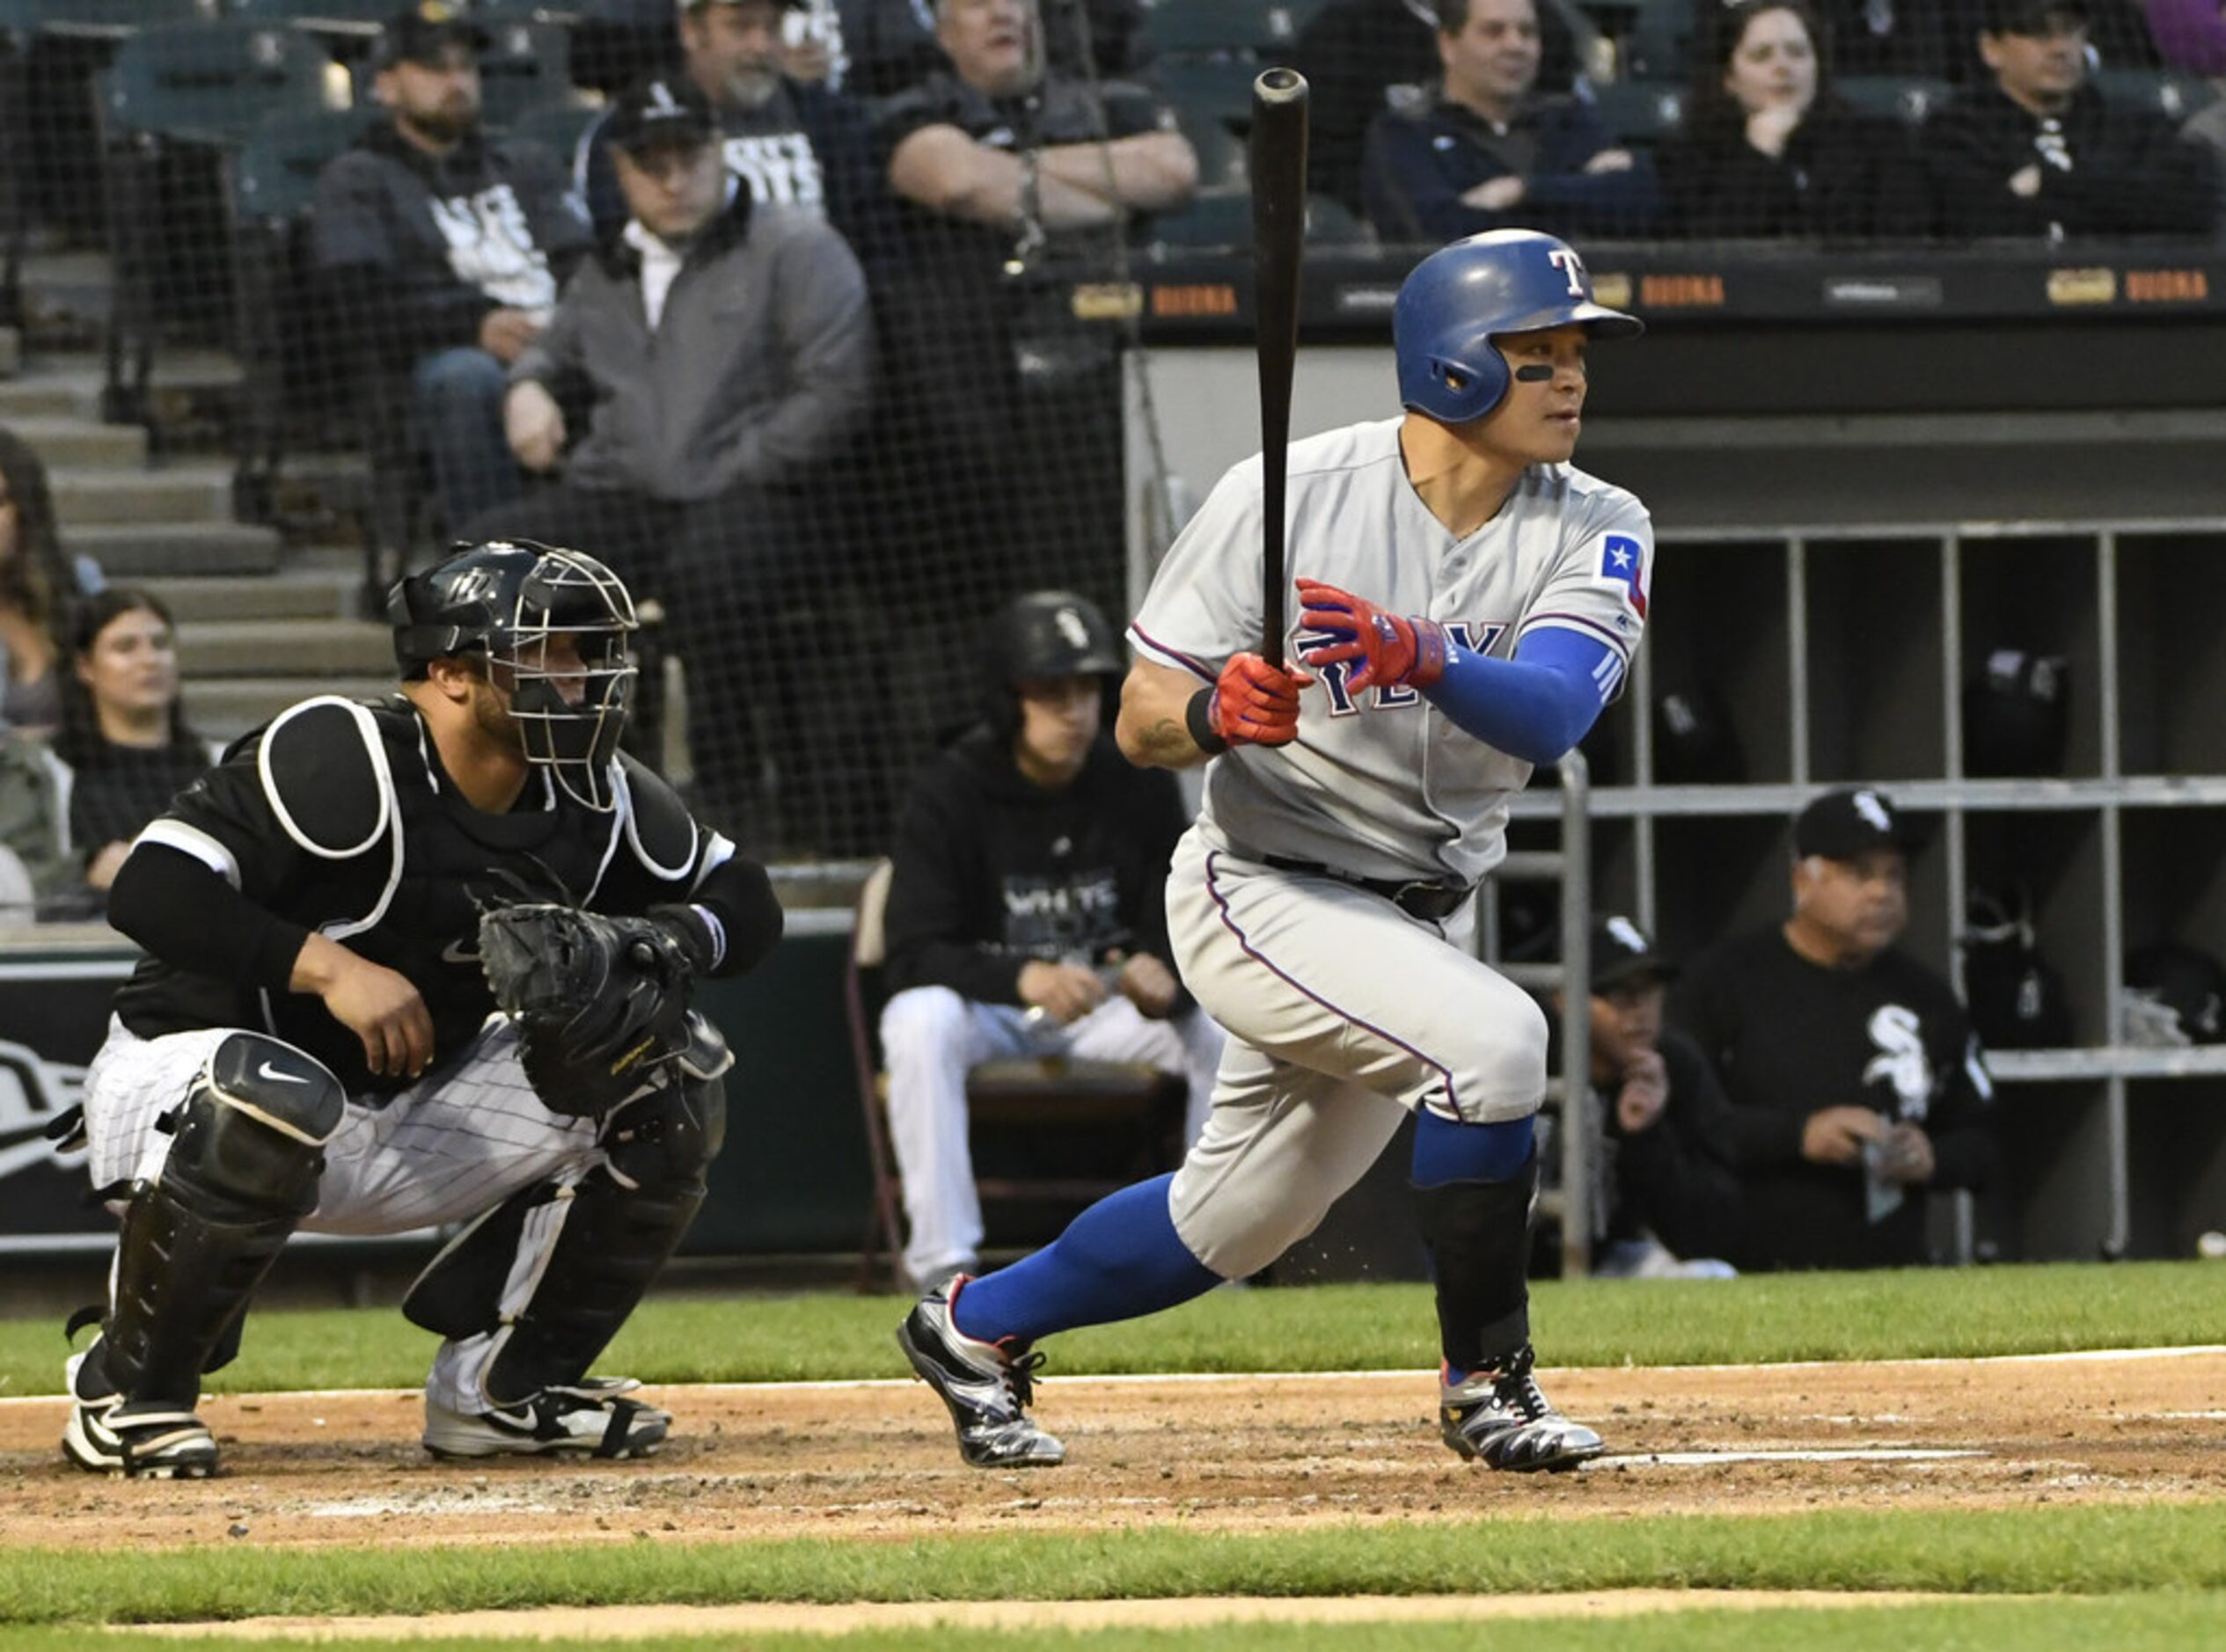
[465,73,874,847]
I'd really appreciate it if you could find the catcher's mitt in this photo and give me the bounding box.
[478,904,698,1117]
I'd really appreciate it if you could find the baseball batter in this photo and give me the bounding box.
[55,542,781,1479]
[899,228,1650,1471]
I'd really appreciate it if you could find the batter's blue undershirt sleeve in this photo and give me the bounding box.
[1411,1109,1536,1187]
[1422,627,1620,764]
[951,1174,1220,1344]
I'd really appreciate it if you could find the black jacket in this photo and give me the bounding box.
[1669,926,1997,1271]
[882,725,1189,1007]
[1362,94,1661,243]
[314,120,591,372]
[1659,99,1929,239]
[1923,80,2215,239]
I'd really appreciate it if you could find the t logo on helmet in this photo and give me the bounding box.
[1547,247,1587,298]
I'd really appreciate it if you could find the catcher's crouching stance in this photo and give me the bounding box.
[58,540,781,1478]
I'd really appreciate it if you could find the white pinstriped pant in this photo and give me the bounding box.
[81,1015,602,1233]
[879,988,1224,1286]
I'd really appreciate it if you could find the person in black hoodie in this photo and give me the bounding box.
[1924,0,2215,239]
[1668,788,1997,1271]
[1659,0,1929,240]
[878,591,1225,1293]
[313,5,592,532]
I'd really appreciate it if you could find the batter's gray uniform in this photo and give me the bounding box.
[1129,415,1652,1279]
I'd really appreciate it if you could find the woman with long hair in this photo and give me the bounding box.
[0,588,213,917]
[1658,0,1930,240]
[0,425,92,735]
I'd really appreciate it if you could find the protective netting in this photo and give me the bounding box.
[1,0,2220,875]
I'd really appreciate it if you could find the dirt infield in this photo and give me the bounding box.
[3,1349,2222,1553]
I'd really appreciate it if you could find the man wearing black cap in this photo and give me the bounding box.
[314,4,592,532]
[1668,787,1998,1271]
[463,72,873,846]
[1550,916,1742,1276]
[574,0,881,252]
[1924,0,2215,238]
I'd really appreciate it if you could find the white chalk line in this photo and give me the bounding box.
[3,1343,2221,1407]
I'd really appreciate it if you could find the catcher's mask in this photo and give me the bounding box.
[389,539,639,810]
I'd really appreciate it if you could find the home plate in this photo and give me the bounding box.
[1585,1447,1985,1469]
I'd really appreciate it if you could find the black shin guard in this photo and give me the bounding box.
[405,1068,727,1404]
[101,1036,344,1407]
[1414,1150,1540,1374]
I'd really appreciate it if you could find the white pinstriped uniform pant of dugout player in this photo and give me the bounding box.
[79,1013,602,1412]
[1161,824,1549,1282]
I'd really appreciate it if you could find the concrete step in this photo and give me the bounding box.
[66,521,282,578]
[178,618,393,676]
[141,567,363,624]
[189,676,393,741]
[51,464,233,526]
[4,414,147,468]
[0,376,93,419]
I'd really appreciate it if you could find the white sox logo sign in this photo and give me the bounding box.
[0,1038,86,1182]
[1548,247,1587,297]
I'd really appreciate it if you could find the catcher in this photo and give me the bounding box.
[55,539,782,1479]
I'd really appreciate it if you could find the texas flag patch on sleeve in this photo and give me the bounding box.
[1596,532,1649,618]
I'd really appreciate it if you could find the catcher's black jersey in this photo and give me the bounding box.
[112,694,735,1095]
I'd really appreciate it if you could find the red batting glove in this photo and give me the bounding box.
[1206,651,1313,748]
[1295,577,1449,694]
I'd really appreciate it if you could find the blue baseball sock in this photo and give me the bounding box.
[1410,1107,1534,1188]
[950,1174,1220,1345]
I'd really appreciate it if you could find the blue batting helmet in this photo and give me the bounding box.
[1394,230,1643,425]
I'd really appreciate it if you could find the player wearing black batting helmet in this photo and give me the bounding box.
[58,540,782,1480]
[978,589,1124,739]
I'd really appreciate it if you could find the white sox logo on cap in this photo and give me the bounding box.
[1853,790,1893,833]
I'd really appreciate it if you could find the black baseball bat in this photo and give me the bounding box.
[1249,67,1308,670]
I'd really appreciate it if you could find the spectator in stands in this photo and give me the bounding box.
[787,0,1143,98]
[871,0,1195,767]
[0,589,211,922]
[1297,0,1582,216]
[314,5,592,536]
[0,428,101,739]
[1361,0,1657,243]
[2143,0,2226,210]
[1658,0,1929,239]
[1925,0,2215,238]
[1668,788,1998,1271]
[575,0,882,253]
[878,591,1224,1292]
[1549,916,1742,1277]
[465,74,873,846]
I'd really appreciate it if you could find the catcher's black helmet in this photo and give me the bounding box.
[980,589,1123,737]
[388,540,639,810]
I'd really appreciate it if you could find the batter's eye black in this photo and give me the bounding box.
[1513,364,1556,382]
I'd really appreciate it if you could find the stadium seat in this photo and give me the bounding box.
[1152,55,1262,133]
[97,19,341,429]
[1139,0,1303,58]
[0,0,204,39]
[2094,67,2220,122]
[1173,101,1246,188]
[228,106,377,523]
[1585,78,1686,144]
[1615,0,1695,82]
[1305,190,1374,247]
[846,860,1187,1293]
[508,96,605,169]
[1834,75,1954,128]
[225,0,399,21]
[1151,184,1254,251]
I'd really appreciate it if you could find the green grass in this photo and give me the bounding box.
[0,1261,2217,1398]
[5,1504,2226,1626]
[33,1600,2226,1652]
